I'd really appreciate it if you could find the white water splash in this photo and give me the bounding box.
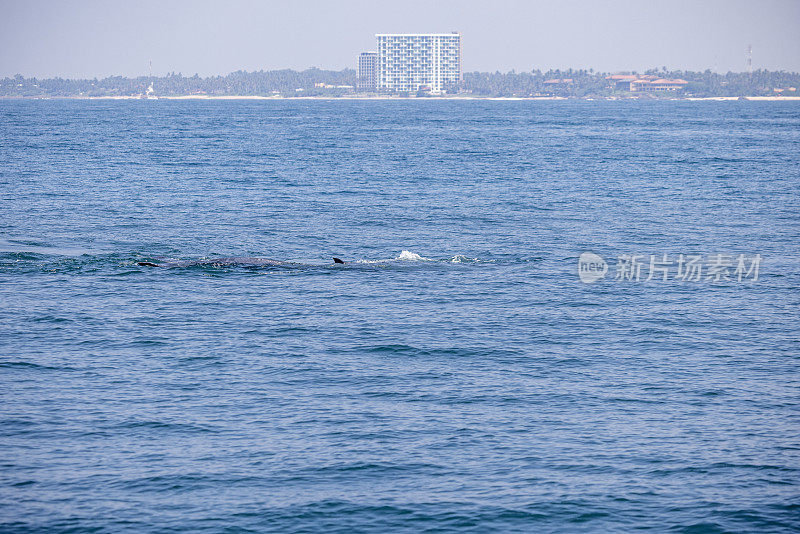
[397,250,430,261]
[353,250,455,263]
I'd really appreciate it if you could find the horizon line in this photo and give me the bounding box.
[5,66,800,80]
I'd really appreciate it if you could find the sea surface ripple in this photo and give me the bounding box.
[1,100,799,533]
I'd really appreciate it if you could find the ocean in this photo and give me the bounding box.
[1,99,798,532]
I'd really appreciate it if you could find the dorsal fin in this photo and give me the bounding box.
[333,257,344,264]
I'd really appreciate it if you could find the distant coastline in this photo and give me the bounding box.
[3,68,799,100]
[2,94,799,102]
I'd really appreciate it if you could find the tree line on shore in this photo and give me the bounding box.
[1,67,798,98]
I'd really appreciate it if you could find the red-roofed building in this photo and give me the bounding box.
[630,78,688,92]
[606,74,642,90]
[606,74,688,93]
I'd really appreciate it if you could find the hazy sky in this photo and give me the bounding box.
[2,0,799,78]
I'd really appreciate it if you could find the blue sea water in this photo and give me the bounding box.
[1,99,799,533]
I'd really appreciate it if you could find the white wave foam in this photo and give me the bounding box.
[354,250,469,263]
[397,250,430,261]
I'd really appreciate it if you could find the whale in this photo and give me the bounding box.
[138,257,345,268]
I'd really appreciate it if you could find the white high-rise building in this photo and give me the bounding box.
[357,52,378,91]
[375,33,461,94]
